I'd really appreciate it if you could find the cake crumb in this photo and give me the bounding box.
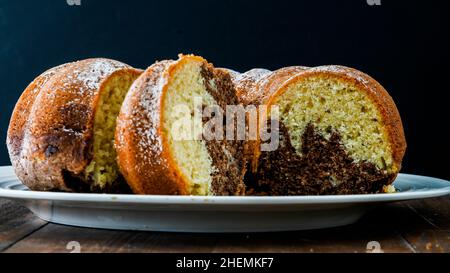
[383,184,396,193]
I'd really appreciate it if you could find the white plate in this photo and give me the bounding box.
[0,166,449,232]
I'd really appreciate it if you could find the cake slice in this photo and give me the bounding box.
[237,65,406,195]
[7,58,142,192]
[115,54,246,195]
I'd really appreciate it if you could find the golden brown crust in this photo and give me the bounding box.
[6,58,141,192]
[266,65,406,174]
[7,64,69,175]
[115,59,188,195]
[116,56,196,195]
[232,69,271,105]
[116,55,247,195]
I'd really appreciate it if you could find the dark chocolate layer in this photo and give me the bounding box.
[247,122,394,195]
[61,171,132,193]
[200,64,246,195]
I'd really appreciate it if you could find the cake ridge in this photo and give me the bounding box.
[7,58,142,192]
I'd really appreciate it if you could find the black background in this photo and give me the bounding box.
[0,0,449,179]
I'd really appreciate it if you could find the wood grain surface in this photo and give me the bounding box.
[0,196,449,253]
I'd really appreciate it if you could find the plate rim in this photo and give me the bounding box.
[0,165,449,205]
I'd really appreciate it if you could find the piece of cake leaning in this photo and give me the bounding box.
[6,58,142,193]
[115,54,246,196]
[238,65,407,195]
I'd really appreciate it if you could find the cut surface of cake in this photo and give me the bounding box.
[235,65,406,195]
[115,54,246,195]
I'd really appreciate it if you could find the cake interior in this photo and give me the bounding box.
[249,75,396,195]
[162,59,244,196]
[83,72,139,190]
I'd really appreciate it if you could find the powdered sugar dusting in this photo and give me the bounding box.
[233,68,271,105]
[31,63,70,94]
[137,67,168,155]
[136,81,164,154]
[308,65,373,89]
[115,60,172,175]
[234,68,271,83]
[10,58,132,191]
[76,59,127,90]
[11,63,71,166]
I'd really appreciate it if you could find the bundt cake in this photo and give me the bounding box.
[6,58,142,192]
[115,54,246,195]
[6,53,406,196]
[233,65,406,195]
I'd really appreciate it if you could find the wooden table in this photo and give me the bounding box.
[0,196,449,253]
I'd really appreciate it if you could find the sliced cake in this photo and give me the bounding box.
[7,58,142,192]
[235,65,407,195]
[115,54,246,195]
